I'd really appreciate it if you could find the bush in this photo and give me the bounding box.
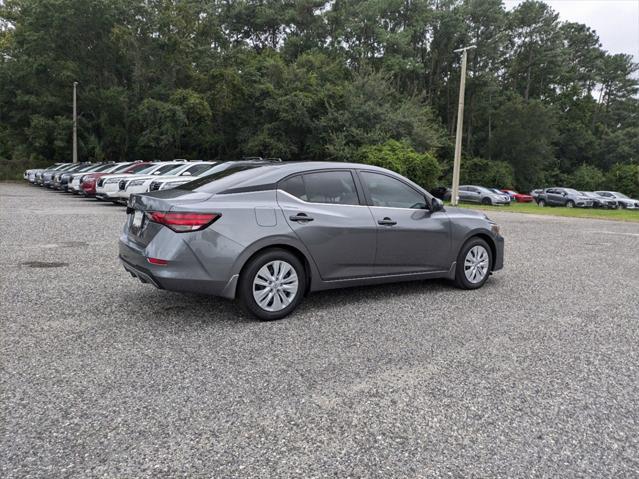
[568,164,605,191]
[606,163,639,198]
[459,158,514,188]
[356,140,441,190]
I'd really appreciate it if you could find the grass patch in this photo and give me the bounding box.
[449,201,639,223]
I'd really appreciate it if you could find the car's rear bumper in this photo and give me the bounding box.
[118,233,237,299]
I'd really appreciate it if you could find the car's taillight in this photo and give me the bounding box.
[146,211,220,232]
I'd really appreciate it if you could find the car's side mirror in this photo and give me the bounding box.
[430,198,444,212]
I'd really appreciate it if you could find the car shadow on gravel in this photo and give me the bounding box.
[117,276,501,325]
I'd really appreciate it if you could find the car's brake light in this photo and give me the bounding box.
[147,257,168,265]
[146,211,220,232]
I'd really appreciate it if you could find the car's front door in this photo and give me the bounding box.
[357,171,451,275]
[277,170,377,280]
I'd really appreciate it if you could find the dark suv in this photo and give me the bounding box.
[536,188,593,208]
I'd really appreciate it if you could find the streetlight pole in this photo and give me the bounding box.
[450,45,476,206]
[72,81,78,163]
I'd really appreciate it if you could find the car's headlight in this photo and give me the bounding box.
[490,223,500,236]
[127,179,146,187]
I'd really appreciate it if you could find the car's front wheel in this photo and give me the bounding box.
[238,249,306,321]
[454,237,493,290]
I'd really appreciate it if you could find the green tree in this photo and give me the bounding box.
[459,157,514,188]
[606,164,639,198]
[491,97,557,190]
[356,140,441,190]
[568,164,605,191]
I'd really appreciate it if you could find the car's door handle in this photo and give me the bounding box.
[378,217,397,226]
[290,213,314,222]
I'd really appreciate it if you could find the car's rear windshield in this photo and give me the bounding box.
[177,164,267,192]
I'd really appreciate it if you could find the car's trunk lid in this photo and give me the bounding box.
[126,190,214,247]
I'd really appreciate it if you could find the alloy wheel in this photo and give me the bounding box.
[252,260,299,312]
[464,245,489,284]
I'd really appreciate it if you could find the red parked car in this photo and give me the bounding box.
[80,162,152,196]
[501,189,533,203]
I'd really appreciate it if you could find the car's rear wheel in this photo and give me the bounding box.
[238,249,306,321]
[454,237,492,290]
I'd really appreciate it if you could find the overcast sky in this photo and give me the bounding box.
[504,0,639,64]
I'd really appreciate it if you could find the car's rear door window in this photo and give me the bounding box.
[359,171,426,209]
[280,171,359,205]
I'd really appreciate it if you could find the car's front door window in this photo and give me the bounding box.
[359,172,426,209]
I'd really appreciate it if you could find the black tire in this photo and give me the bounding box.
[481,197,492,206]
[566,200,575,208]
[538,199,546,207]
[454,237,493,290]
[237,248,307,321]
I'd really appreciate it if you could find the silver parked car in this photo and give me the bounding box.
[594,191,639,209]
[120,162,504,320]
[458,185,511,205]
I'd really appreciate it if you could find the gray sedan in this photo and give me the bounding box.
[458,185,511,205]
[120,162,504,320]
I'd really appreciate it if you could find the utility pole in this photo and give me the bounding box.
[73,81,78,163]
[450,45,476,206]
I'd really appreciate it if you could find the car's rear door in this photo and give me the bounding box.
[357,170,451,275]
[277,170,377,280]
[546,188,560,205]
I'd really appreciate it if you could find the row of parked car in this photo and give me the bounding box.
[23,158,279,202]
[431,185,639,209]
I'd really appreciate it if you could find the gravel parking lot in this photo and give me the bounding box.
[2,182,639,477]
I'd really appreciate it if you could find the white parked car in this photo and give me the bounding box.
[123,162,218,197]
[95,162,185,202]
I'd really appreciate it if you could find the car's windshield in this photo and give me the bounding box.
[93,164,115,172]
[109,163,132,173]
[177,164,266,192]
[181,162,218,176]
[73,165,97,173]
[580,192,593,197]
[149,164,181,175]
[613,192,629,199]
[564,188,580,195]
[129,164,156,175]
[159,164,187,176]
